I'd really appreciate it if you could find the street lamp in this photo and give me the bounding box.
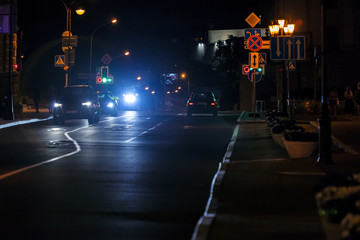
[89,18,117,85]
[268,19,295,117]
[60,0,85,86]
[180,73,190,96]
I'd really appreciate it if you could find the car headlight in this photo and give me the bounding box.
[82,101,92,107]
[124,94,136,104]
[107,102,114,108]
[54,103,62,108]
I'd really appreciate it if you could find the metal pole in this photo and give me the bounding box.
[89,22,112,86]
[4,3,14,120]
[286,60,291,119]
[317,1,332,164]
[253,73,256,122]
[187,77,190,97]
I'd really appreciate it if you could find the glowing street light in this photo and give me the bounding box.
[268,19,296,117]
[75,8,85,15]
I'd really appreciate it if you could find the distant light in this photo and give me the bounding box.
[124,51,130,56]
[107,102,114,108]
[167,91,170,94]
[175,90,178,93]
[151,91,155,94]
[145,87,149,90]
[82,101,91,106]
[178,86,181,90]
[111,19,118,24]
[76,9,85,15]
[124,94,136,103]
[137,76,142,80]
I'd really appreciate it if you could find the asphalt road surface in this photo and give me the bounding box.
[0,111,237,240]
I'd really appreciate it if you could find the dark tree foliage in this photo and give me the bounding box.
[213,35,246,110]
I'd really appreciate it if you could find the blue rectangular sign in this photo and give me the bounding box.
[244,28,261,41]
[270,36,305,61]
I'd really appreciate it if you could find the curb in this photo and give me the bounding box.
[191,124,241,240]
[310,121,359,155]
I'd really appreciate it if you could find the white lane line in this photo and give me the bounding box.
[0,125,87,180]
[124,120,168,143]
[0,115,129,180]
[0,117,53,130]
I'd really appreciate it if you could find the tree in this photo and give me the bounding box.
[213,35,246,110]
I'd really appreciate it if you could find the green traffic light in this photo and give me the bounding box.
[258,68,262,72]
[102,77,107,83]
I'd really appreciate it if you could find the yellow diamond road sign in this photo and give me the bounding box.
[245,12,261,28]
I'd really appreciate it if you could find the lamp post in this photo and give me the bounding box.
[180,73,189,96]
[317,0,332,164]
[269,19,295,117]
[60,0,85,86]
[89,19,117,86]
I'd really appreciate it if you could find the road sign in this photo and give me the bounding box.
[249,52,259,69]
[247,35,262,52]
[244,28,261,41]
[248,68,262,83]
[54,55,65,67]
[259,53,267,64]
[286,61,296,71]
[245,12,261,28]
[101,53,112,65]
[270,36,306,60]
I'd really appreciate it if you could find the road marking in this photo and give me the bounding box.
[0,125,86,180]
[0,115,128,180]
[124,120,168,143]
[0,116,53,130]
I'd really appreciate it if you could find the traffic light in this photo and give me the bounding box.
[242,65,250,74]
[96,66,114,84]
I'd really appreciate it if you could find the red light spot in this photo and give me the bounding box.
[211,102,216,106]
[96,77,102,84]
[188,102,194,106]
[243,66,250,74]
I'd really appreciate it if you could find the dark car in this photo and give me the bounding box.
[53,85,100,125]
[97,91,119,116]
[186,92,218,116]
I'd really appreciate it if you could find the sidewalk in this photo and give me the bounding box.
[193,112,360,240]
[0,107,52,128]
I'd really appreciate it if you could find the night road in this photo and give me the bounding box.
[0,111,237,240]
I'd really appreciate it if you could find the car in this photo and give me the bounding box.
[53,85,100,125]
[186,91,218,116]
[97,91,119,116]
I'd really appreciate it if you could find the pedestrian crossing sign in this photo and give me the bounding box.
[55,55,65,67]
[287,61,296,71]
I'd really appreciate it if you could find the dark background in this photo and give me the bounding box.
[17,0,274,100]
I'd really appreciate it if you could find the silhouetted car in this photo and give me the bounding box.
[97,91,119,116]
[186,91,218,116]
[53,85,100,125]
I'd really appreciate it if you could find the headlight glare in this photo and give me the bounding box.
[82,101,92,107]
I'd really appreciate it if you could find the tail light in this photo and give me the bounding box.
[211,102,216,106]
[188,102,194,106]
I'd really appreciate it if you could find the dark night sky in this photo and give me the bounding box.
[16,0,274,95]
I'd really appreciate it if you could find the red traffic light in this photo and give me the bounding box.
[96,77,102,84]
[243,65,250,74]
